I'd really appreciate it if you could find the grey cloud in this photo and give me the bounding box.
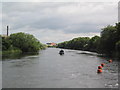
[2,2,118,43]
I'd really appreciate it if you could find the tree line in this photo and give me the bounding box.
[1,32,46,55]
[57,22,120,58]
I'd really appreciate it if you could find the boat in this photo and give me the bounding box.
[59,52,64,55]
[59,50,64,55]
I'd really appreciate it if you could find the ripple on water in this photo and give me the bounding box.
[2,48,118,88]
[23,55,39,59]
[105,83,119,88]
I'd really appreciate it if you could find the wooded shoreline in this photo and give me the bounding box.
[1,22,120,59]
[1,32,46,58]
[57,22,120,59]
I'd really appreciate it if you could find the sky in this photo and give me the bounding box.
[1,2,118,44]
[1,0,119,2]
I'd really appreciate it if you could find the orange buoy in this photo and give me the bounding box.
[98,66,103,69]
[101,63,105,67]
[97,69,102,73]
[109,59,112,63]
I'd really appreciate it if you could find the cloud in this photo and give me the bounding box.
[2,0,120,2]
[0,5,2,35]
[13,27,100,43]
[2,2,118,43]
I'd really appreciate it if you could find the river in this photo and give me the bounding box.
[2,48,119,88]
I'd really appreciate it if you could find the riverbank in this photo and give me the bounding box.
[2,32,46,59]
[57,22,120,59]
[2,49,22,59]
[58,47,119,58]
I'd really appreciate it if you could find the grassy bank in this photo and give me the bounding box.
[2,49,22,59]
[1,32,46,59]
[2,49,22,55]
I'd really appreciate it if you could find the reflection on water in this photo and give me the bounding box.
[2,52,39,60]
[2,48,119,88]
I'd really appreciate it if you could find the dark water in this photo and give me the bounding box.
[2,48,119,88]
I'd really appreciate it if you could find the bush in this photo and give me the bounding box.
[9,32,43,52]
[116,41,120,58]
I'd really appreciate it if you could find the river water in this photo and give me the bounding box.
[2,48,119,88]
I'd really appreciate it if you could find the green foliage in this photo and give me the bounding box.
[57,22,120,58]
[99,25,118,55]
[116,41,120,51]
[9,32,43,52]
[115,23,120,40]
[2,32,45,54]
[57,37,91,50]
[2,47,22,55]
[2,37,12,51]
[87,36,100,52]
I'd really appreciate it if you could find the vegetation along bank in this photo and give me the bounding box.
[57,22,120,58]
[1,32,46,57]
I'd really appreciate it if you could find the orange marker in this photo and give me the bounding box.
[101,63,105,67]
[97,69,102,73]
[109,59,112,63]
[98,66,103,69]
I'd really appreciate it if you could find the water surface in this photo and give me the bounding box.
[2,48,118,88]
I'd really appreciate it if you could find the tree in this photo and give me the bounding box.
[99,25,117,55]
[9,32,43,52]
[2,37,12,51]
[116,40,120,57]
[57,22,120,58]
[87,36,100,52]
